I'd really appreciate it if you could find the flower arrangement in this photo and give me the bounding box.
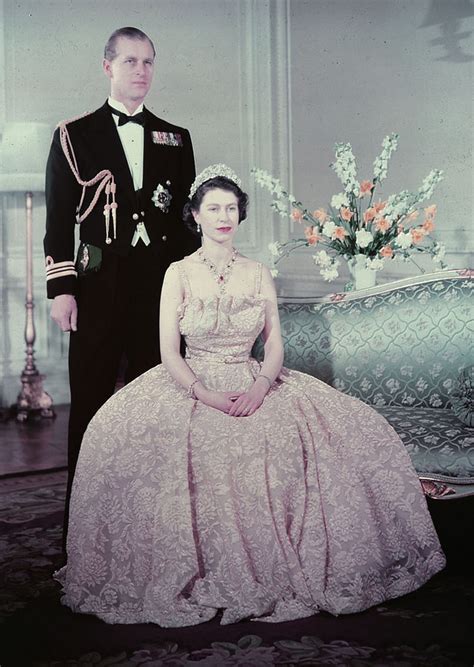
[252,134,447,282]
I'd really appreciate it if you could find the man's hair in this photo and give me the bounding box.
[104,27,156,61]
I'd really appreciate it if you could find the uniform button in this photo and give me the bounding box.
[140,211,145,216]
[162,235,167,241]
[132,213,139,221]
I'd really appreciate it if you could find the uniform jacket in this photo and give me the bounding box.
[44,102,196,298]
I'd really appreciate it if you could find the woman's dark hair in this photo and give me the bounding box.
[183,176,249,236]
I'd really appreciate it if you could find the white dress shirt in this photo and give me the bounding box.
[108,96,150,246]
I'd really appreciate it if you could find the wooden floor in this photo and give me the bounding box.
[0,404,69,476]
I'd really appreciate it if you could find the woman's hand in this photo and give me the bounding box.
[227,380,268,417]
[195,386,243,414]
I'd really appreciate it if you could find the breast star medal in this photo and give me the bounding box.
[152,181,172,213]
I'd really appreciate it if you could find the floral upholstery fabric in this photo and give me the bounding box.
[375,406,474,482]
[276,276,472,409]
[254,273,474,482]
[450,365,474,427]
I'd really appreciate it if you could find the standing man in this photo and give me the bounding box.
[44,27,197,550]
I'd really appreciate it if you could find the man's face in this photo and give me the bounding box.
[103,36,155,107]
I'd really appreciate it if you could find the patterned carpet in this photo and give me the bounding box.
[0,470,473,666]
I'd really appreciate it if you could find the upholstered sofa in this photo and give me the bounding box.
[256,269,474,500]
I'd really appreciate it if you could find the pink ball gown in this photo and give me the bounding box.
[55,261,445,627]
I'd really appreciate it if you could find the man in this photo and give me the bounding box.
[44,27,197,548]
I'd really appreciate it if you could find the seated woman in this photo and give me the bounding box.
[55,164,445,627]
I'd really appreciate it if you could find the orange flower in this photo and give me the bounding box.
[363,207,376,224]
[340,206,354,221]
[292,208,304,223]
[411,228,426,244]
[373,200,386,214]
[424,204,437,218]
[313,208,327,223]
[360,180,374,196]
[333,226,348,240]
[422,218,435,233]
[380,245,394,258]
[406,210,419,223]
[375,217,391,232]
[304,226,320,245]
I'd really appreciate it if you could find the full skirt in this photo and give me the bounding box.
[55,359,445,626]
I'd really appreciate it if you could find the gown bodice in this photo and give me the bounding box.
[178,295,266,363]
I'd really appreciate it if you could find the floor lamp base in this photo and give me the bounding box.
[15,371,56,422]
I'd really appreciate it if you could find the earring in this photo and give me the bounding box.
[196,223,201,234]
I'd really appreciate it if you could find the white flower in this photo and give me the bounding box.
[313,250,333,268]
[367,257,385,271]
[270,200,288,218]
[418,169,444,202]
[373,133,399,182]
[251,168,273,189]
[395,231,413,249]
[272,182,285,198]
[287,193,297,205]
[384,191,413,222]
[268,241,282,258]
[331,192,349,209]
[355,229,374,248]
[432,242,446,263]
[331,142,360,194]
[322,220,337,238]
[320,265,340,281]
[252,168,287,199]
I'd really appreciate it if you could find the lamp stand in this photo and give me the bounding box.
[16,191,54,422]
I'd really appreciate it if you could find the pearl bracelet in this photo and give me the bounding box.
[257,374,272,388]
[187,379,200,399]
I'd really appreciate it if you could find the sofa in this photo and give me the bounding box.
[255,269,474,500]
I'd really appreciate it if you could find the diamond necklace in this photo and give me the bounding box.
[198,247,238,291]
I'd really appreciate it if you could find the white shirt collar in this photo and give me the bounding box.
[108,96,144,117]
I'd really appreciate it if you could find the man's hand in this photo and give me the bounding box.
[51,294,78,332]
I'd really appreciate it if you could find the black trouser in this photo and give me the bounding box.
[63,242,166,552]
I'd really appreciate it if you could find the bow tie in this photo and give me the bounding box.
[111,108,145,127]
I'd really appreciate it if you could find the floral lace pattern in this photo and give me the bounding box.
[55,263,445,627]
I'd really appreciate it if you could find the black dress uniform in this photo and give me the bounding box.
[44,101,198,546]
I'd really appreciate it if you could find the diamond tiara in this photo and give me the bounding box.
[189,164,242,199]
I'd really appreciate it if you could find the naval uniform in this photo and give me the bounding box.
[44,100,197,547]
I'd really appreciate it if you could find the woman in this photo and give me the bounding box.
[55,164,445,627]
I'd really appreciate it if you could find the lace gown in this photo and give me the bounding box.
[55,261,445,627]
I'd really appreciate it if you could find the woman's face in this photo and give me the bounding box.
[193,188,239,244]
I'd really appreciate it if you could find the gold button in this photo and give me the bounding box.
[132,213,139,221]
[162,235,167,241]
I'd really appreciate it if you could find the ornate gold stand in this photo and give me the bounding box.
[16,192,54,422]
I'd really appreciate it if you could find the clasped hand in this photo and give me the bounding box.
[199,383,267,417]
